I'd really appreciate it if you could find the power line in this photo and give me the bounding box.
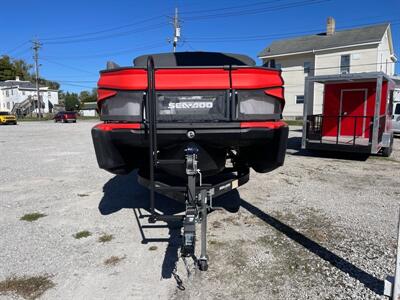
[183,0,331,21]
[180,0,286,15]
[41,57,97,75]
[42,41,167,60]
[36,0,300,43]
[57,82,96,89]
[9,47,33,59]
[2,41,30,55]
[54,80,97,83]
[43,23,167,45]
[40,16,163,41]
[185,20,399,43]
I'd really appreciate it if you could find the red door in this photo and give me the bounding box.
[340,90,366,137]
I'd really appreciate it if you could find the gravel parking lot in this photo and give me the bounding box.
[0,121,399,299]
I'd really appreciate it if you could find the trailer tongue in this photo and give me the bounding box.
[140,56,253,270]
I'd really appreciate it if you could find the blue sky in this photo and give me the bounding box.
[1,0,399,93]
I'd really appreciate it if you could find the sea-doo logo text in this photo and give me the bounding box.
[168,102,213,109]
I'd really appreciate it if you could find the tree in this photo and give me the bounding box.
[13,59,33,80]
[79,88,97,103]
[0,55,16,81]
[64,92,80,111]
[38,78,60,90]
[0,56,60,91]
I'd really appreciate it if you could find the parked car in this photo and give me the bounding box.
[0,111,17,125]
[393,101,400,134]
[54,111,77,123]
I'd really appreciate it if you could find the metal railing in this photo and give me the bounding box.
[306,114,374,146]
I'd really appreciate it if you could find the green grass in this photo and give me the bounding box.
[20,213,47,222]
[73,230,92,239]
[283,119,304,126]
[98,233,113,243]
[104,255,126,266]
[0,275,54,300]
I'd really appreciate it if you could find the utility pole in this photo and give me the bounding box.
[32,40,42,118]
[172,8,181,52]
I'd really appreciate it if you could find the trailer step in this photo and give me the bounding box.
[149,215,185,223]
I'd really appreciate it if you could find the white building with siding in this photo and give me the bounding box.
[258,18,397,118]
[0,77,59,114]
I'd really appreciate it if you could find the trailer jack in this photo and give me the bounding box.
[181,146,209,271]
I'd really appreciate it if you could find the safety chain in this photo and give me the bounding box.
[172,264,185,291]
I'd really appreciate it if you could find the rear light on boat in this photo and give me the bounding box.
[99,91,144,122]
[94,123,141,131]
[98,89,117,101]
[240,121,287,129]
[236,90,282,120]
[264,87,285,110]
[264,87,284,99]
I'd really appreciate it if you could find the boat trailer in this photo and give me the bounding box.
[138,56,249,271]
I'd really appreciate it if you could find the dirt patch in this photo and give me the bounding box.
[173,207,347,299]
[0,275,54,300]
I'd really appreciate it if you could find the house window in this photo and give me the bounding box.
[395,103,400,115]
[304,61,311,75]
[6,90,9,97]
[340,55,350,74]
[296,95,304,104]
[269,59,276,68]
[6,102,10,109]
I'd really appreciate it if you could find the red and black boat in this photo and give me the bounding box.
[92,52,288,270]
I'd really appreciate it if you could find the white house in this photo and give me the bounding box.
[79,102,98,117]
[258,18,397,118]
[0,76,59,114]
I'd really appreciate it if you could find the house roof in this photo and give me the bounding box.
[0,80,37,89]
[0,80,59,91]
[80,102,97,110]
[258,23,389,58]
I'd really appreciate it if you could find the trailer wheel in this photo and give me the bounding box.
[382,146,393,157]
[198,259,208,271]
[382,134,394,157]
